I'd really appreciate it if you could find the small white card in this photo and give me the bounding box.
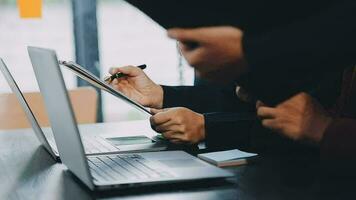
[198,149,258,167]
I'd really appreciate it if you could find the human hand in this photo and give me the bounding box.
[168,26,247,83]
[108,66,163,109]
[257,93,333,143]
[150,107,205,144]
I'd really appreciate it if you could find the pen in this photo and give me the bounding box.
[105,64,147,82]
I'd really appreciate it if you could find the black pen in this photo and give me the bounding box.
[105,64,147,82]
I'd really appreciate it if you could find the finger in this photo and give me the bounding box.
[155,123,183,133]
[179,42,193,52]
[109,66,141,76]
[111,77,128,86]
[179,41,200,52]
[104,76,112,83]
[180,48,206,69]
[261,119,281,131]
[257,107,278,119]
[151,108,171,114]
[169,139,185,145]
[111,79,128,88]
[256,100,266,109]
[167,28,207,43]
[150,108,163,115]
[150,111,171,126]
[162,131,182,140]
[168,133,191,143]
[116,83,131,94]
[109,78,118,85]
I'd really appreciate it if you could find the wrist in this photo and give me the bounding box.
[238,33,248,74]
[232,31,248,80]
[197,113,206,141]
[310,116,333,143]
[152,85,164,109]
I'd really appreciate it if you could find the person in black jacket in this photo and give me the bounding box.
[108,0,355,152]
[167,0,356,105]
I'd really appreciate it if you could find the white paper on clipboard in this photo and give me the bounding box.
[59,60,151,116]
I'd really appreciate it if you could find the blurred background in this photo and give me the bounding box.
[0,0,194,123]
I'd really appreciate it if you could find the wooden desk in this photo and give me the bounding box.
[0,121,355,200]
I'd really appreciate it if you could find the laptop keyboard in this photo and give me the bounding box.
[48,136,118,154]
[88,154,173,182]
[83,137,118,154]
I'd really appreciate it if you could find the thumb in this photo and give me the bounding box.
[167,28,206,43]
[256,100,266,109]
[150,108,163,115]
[150,108,170,115]
[109,66,141,77]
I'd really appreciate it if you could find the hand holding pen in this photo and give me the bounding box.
[105,64,147,83]
[106,65,164,109]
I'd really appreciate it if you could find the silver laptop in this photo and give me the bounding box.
[0,58,59,159]
[27,46,233,190]
[0,59,166,161]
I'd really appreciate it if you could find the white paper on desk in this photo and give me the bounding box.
[198,149,258,166]
[59,60,151,115]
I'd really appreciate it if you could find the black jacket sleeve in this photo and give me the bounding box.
[204,112,256,150]
[162,85,256,149]
[321,118,356,170]
[161,85,252,113]
[242,0,356,105]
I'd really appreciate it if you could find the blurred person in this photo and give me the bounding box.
[144,0,356,149]
[257,67,356,172]
[167,0,356,105]
[108,0,356,153]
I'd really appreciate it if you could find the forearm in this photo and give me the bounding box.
[321,118,356,163]
[161,85,253,113]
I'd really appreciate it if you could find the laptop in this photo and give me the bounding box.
[27,46,233,190]
[0,59,167,161]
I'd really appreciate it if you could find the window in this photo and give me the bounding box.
[98,1,194,122]
[0,0,76,94]
[0,0,194,123]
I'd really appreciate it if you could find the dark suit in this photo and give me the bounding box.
[189,0,355,105]
[130,1,355,159]
[321,67,356,174]
[129,0,355,104]
[160,0,356,156]
[241,0,356,105]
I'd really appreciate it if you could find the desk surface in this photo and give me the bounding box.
[0,120,355,200]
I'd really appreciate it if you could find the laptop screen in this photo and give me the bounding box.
[0,58,56,155]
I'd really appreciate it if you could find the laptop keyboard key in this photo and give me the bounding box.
[88,160,112,182]
[87,154,174,184]
[110,156,149,179]
[98,157,128,180]
[83,137,118,154]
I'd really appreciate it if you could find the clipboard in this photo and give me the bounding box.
[59,60,152,116]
